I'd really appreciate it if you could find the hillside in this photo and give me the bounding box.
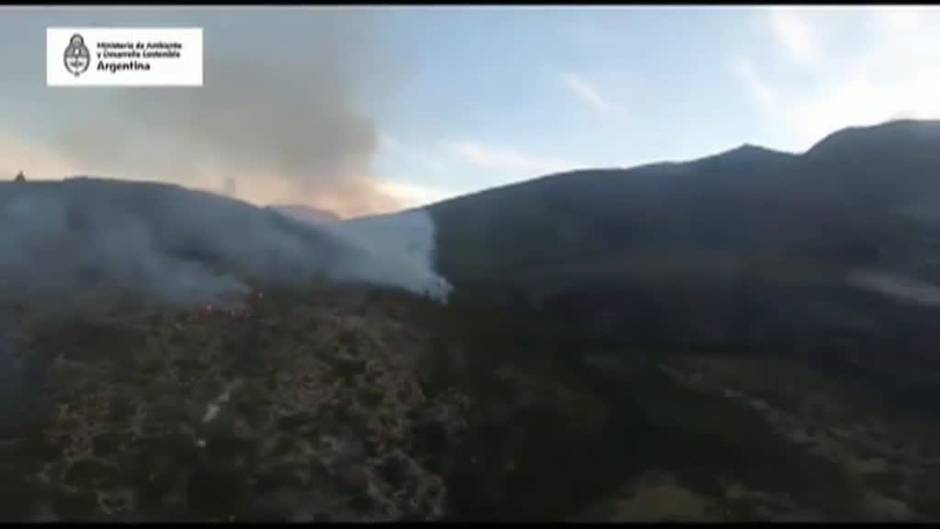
[430,120,940,287]
[5,120,940,522]
[425,120,940,396]
[10,280,940,522]
[0,284,471,521]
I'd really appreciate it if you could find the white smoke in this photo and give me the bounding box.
[0,178,451,324]
[848,269,940,306]
[283,207,453,302]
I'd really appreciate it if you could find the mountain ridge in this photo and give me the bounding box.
[401,119,939,215]
[418,118,940,397]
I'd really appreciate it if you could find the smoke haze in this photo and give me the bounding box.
[0,9,456,328]
[0,8,406,217]
[0,178,451,325]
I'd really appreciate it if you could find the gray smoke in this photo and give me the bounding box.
[1,9,404,217]
[848,270,940,306]
[297,207,453,302]
[0,10,454,328]
[0,178,449,325]
[59,55,393,216]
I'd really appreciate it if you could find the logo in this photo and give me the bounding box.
[49,28,202,86]
[63,34,90,77]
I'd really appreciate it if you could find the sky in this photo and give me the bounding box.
[1,6,940,217]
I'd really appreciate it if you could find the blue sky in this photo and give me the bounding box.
[2,6,940,216]
[369,6,940,204]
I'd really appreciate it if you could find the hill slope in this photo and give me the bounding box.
[424,119,940,392]
[5,122,940,522]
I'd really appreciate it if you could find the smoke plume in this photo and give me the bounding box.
[1,9,405,217]
[0,178,450,325]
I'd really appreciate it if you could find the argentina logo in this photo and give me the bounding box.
[63,33,90,77]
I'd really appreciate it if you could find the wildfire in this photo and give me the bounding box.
[195,303,214,319]
[191,289,263,321]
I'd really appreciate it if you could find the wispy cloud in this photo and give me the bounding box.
[789,68,940,150]
[733,8,940,152]
[378,132,449,173]
[732,59,776,109]
[562,73,617,115]
[444,140,581,176]
[878,6,922,33]
[768,8,820,66]
[786,9,940,149]
[373,133,466,207]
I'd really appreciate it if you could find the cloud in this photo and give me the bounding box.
[734,8,940,152]
[878,7,922,33]
[373,133,463,207]
[768,8,820,66]
[732,59,776,109]
[785,9,940,149]
[789,68,940,150]
[377,135,573,205]
[562,73,617,115]
[444,140,581,176]
[379,132,449,174]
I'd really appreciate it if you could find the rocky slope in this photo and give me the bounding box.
[572,352,940,522]
[5,270,940,522]
[0,284,469,522]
